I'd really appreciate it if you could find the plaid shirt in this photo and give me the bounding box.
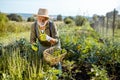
[30,21,59,46]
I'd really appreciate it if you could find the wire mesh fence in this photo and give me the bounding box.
[92,9,120,39]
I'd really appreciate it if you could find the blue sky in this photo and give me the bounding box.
[0,0,120,16]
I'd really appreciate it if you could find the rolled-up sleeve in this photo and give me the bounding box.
[30,24,37,44]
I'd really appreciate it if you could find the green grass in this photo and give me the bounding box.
[0,21,32,45]
[0,31,30,46]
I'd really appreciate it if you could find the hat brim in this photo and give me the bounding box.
[34,14,49,19]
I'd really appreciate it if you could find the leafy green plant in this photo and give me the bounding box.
[0,38,61,80]
[89,65,109,80]
[0,21,120,80]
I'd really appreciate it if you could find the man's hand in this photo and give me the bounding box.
[46,35,58,45]
[50,38,58,45]
[31,43,38,51]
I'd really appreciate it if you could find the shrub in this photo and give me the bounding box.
[75,15,87,26]
[7,14,23,22]
[67,16,74,20]
[27,17,35,22]
[64,17,74,24]
[57,14,62,21]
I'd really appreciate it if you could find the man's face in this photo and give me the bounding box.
[37,16,48,23]
[37,16,49,27]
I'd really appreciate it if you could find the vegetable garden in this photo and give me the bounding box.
[0,21,120,80]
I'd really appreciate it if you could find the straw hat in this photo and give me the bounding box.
[34,8,49,19]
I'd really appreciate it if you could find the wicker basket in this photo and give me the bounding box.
[43,47,67,66]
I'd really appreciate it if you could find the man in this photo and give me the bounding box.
[30,8,62,77]
[30,8,60,53]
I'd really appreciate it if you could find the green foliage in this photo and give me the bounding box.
[67,16,74,20]
[57,14,62,21]
[0,21,31,37]
[64,17,74,24]
[7,14,23,22]
[0,13,9,32]
[59,25,120,79]
[75,15,87,26]
[89,65,109,80]
[0,38,60,80]
[27,17,35,22]
[53,48,67,56]
[0,21,120,80]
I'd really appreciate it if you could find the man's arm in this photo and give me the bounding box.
[49,22,61,47]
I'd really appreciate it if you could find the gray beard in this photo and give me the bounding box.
[37,21,48,27]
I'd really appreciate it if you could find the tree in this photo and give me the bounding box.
[7,14,23,22]
[64,17,74,24]
[27,17,35,22]
[75,15,87,26]
[57,14,62,21]
[68,16,74,20]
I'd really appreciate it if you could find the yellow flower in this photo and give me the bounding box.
[38,73,44,78]
[77,45,81,50]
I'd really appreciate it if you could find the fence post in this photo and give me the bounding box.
[106,14,108,37]
[103,17,105,37]
[112,9,116,37]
